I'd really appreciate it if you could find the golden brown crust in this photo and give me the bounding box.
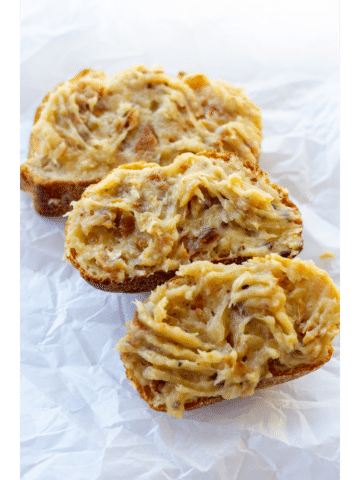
[121,355,326,413]
[21,87,100,216]
[20,164,100,217]
[81,265,177,294]
[66,250,295,294]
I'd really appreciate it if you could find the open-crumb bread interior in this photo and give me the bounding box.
[65,151,303,292]
[116,255,340,418]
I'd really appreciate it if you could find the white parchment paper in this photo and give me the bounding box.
[20,1,340,478]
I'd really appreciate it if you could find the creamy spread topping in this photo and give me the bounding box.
[65,152,303,283]
[28,65,262,181]
[116,255,340,418]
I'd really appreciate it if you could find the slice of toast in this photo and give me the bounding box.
[21,65,262,216]
[64,151,303,293]
[116,255,340,418]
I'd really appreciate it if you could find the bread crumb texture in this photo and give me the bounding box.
[116,255,340,418]
[23,65,262,183]
[320,251,335,259]
[64,152,303,290]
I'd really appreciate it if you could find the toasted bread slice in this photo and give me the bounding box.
[64,151,303,293]
[116,255,340,418]
[21,65,262,216]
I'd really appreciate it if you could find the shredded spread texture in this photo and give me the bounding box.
[116,255,340,418]
[27,65,262,181]
[65,152,303,285]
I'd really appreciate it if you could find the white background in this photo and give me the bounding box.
[15,0,349,478]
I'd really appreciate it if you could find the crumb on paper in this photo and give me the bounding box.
[320,251,335,260]
[48,198,61,205]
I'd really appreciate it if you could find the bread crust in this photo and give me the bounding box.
[21,87,101,216]
[121,353,328,413]
[66,249,295,294]
[20,164,100,217]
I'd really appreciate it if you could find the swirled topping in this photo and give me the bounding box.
[117,255,340,418]
[27,65,262,181]
[65,152,303,285]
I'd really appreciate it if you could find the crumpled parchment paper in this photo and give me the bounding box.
[20,1,339,478]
